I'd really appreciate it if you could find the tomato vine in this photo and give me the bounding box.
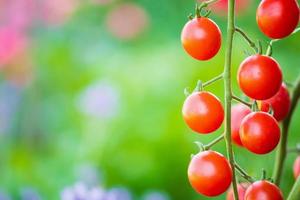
[180,0,300,199]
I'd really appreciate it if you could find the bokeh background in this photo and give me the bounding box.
[0,0,299,199]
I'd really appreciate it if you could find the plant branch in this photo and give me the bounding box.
[235,27,258,53]
[273,76,300,185]
[204,133,225,150]
[234,163,255,183]
[231,95,252,107]
[287,176,300,200]
[203,74,224,87]
[223,0,239,199]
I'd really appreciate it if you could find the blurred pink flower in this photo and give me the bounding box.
[40,0,79,26]
[0,26,28,67]
[105,3,149,40]
[3,0,36,31]
[198,0,251,16]
[90,0,114,5]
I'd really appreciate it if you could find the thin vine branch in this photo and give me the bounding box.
[204,133,225,150]
[203,74,224,87]
[273,76,300,185]
[223,0,239,199]
[234,163,255,183]
[287,176,300,200]
[235,27,258,53]
[231,95,252,107]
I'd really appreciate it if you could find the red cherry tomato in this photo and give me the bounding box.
[188,151,232,197]
[294,156,300,179]
[227,183,249,200]
[259,83,291,121]
[238,55,282,100]
[181,17,222,61]
[245,180,283,200]
[240,112,280,154]
[231,104,251,146]
[257,0,299,39]
[182,91,224,134]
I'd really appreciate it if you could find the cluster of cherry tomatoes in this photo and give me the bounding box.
[181,0,299,199]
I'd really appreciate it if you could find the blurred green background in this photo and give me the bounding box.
[0,0,299,199]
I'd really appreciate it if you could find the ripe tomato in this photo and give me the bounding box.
[231,104,251,146]
[181,17,222,61]
[259,83,291,121]
[238,55,282,100]
[240,112,280,154]
[294,156,300,179]
[227,183,249,200]
[182,91,224,134]
[257,0,299,39]
[188,151,232,196]
[245,180,283,200]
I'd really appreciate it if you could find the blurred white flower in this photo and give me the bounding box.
[76,80,120,119]
[0,82,22,134]
[61,185,106,200]
[141,191,170,200]
[105,188,132,200]
[20,187,42,200]
[87,187,106,200]
[0,191,11,200]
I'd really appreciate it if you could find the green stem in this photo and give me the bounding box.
[234,163,255,183]
[273,76,300,185]
[224,0,239,199]
[287,176,300,200]
[235,27,258,53]
[204,133,225,150]
[203,74,223,87]
[232,95,252,107]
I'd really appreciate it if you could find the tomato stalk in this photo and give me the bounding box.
[231,95,252,107]
[273,76,300,185]
[235,27,258,53]
[203,73,224,87]
[203,133,225,150]
[287,176,300,200]
[234,163,255,183]
[223,0,239,199]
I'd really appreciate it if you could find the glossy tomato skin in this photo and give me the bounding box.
[257,0,299,39]
[259,83,291,121]
[188,151,232,197]
[238,55,282,100]
[181,17,222,61]
[240,112,280,154]
[293,156,300,179]
[182,91,224,134]
[226,183,249,200]
[231,104,251,146]
[245,180,283,200]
